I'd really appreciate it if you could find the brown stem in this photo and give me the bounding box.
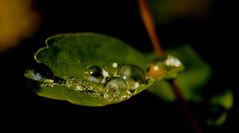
[138,0,203,132]
[138,0,165,57]
[170,80,203,133]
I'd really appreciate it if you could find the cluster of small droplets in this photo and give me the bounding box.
[25,62,147,102]
[117,64,146,92]
[40,76,103,96]
[84,63,147,101]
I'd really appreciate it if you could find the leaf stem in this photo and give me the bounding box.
[138,0,203,132]
[138,0,165,57]
[170,80,203,133]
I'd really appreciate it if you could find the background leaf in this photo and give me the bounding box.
[147,44,213,102]
[146,44,233,126]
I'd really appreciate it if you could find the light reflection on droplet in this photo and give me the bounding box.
[24,63,54,82]
[153,65,159,71]
[75,85,81,91]
[112,62,118,68]
[32,72,42,81]
[43,79,54,84]
[134,82,140,88]
[101,69,109,83]
[165,55,182,67]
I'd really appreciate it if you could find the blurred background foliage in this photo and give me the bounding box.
[149,0,213,24]
[0,0,40,53]
[0,0,238,132]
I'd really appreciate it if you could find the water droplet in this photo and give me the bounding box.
[148,54,184,79]
[108,62,120,77]
[85,66,104,83]
[112,62,118,68]
[148,64,167,79]
[165,55,182,67]
[24,63,54,81]
[104,77,128,100]
[117,64,146,90]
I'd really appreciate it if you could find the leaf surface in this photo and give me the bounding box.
[25,33,155,106]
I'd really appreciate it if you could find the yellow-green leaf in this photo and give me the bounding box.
[24,32,155,106]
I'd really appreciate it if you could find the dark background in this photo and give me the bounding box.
[1,0,238,132]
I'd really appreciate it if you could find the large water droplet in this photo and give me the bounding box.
[24,63,54,81]
[148,54,184,79]
[104,77,128,100]
[117,64,146,91]
[85,66,105,83]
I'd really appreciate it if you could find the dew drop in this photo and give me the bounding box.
[85,66,104,83]
[104,77,128,100]
[117,64,146,91]
[148,54,184,79]
[148,64,167,79]
[24,63,54,81]
[165,55,182,67]
[112,62,118,68]
[109,62,120,77]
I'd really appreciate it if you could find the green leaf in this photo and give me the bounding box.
[207,89,234,126]
[24,32,155,106]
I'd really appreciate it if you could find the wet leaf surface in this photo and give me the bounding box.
[24,33,155,106]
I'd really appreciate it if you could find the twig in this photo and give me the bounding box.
[138,0,165,57]
[170,80,203,133]
[138,0,203,132]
